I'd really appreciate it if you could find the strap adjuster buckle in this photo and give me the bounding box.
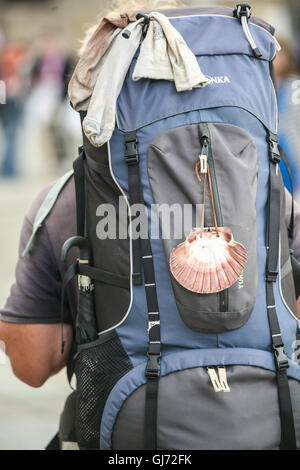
[234,3,251,20]
[273,344,289,371]
[132,272,142,285]
[124,139,139,165]
[268,137,281,164]
[266,270,278,283]
[145,352,161,379]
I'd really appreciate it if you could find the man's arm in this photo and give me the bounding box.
[0,322,72,387]
[0,183,75,387]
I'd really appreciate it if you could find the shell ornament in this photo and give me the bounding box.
[169,149,247,294]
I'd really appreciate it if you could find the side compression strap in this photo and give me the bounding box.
[124,132,142,285]
[267,131,297,450]
[124,131,161,450]
[142,236,161,450]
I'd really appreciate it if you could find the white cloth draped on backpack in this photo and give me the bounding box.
[69,12,209,148]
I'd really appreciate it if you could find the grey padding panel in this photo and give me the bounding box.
[112,365,295,450]
[147,123,258,333]
[279,175,298,320]
[289,379,300,449]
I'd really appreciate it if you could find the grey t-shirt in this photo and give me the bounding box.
[0,177,299,325]
[0,177,77,324]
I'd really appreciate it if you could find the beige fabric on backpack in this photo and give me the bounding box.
[69,12,209,148]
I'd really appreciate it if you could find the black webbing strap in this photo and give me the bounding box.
[124,131,161,449]
[124,132,142,285]
[279,144,294,239]
[266,131,297,450]
[73,147,85,237]
[142,236,161,450]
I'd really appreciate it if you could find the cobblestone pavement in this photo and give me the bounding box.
[0,176,71,450]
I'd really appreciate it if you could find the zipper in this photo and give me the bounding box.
[199,122,228,312]
[207,366,231,392]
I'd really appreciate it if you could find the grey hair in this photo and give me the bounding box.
[79,0,187,56]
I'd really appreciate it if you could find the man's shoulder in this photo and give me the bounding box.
[26,174,76,226]
[25,174,76,264]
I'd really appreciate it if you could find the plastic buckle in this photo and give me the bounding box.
[273,345,289,371]
[266,270,278,283]
[132,272,142,285]
[268,138,281,164]
[136,13,150,38]
[145,352,161,379]
[234,3,251,20]
[124,140,139,165]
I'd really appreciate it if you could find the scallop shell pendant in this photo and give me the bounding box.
[170,227,247,294]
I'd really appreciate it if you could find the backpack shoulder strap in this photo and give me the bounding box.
[22,170,74,258]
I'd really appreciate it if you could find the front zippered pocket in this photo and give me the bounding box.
[199,123,228,313]
[147,121,258,334]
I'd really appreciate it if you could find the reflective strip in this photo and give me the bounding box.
[281,256,292,280]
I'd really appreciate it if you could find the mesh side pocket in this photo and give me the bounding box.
[74,333,132,449]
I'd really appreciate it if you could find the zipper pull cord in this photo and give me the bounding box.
[195,149,207,237]
[207,367,223,392]
[234,3,262,59]
[218,366,231,392]
[196,138,219,237]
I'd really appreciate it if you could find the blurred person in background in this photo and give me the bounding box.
[24,32,80,173]
[274,39,300,199]
[0,24,5,51]
[0,42,27,177]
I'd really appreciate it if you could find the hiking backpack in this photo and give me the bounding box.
[28,4,300,450]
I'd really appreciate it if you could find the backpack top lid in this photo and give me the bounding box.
[140,5,275,35]
[116,7,278,135]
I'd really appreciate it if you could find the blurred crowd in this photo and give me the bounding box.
[274,39,300,196]
[0,25,81,179]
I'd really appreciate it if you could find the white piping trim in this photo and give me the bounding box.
[274,36,281,52]
[98,141,133,336]
[278,232,300,325]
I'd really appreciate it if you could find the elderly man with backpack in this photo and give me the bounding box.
[1,1,300,450]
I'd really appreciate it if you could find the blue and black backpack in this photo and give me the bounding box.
[32,4,300,450]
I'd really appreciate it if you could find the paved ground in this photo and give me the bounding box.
[0,176,71,450]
